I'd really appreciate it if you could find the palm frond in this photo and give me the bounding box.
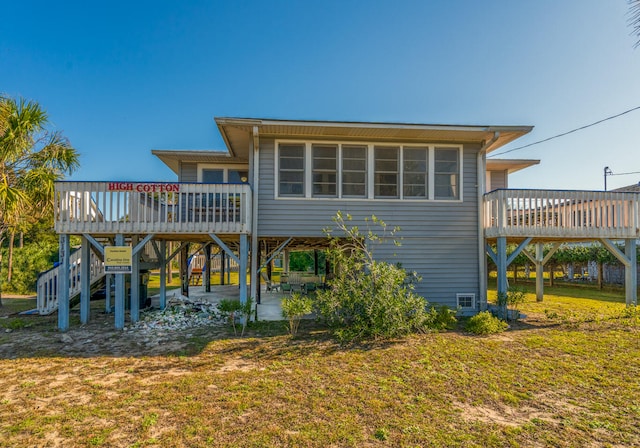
[629,0,640,48]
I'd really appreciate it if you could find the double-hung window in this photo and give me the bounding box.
[342,145,367,198]
[374,146,399,198]
[312,144,337,197]
[279,143,305,197]
[403,147,428,198]
[434,147,459,200]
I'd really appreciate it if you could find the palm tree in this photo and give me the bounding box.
[630,0,640,48]
[0,95,79,306]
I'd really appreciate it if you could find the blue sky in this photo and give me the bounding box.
[1,0,639,190]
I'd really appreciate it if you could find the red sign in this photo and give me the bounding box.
[108,182,180,193]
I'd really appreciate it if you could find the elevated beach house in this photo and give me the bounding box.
[41,118,639,330]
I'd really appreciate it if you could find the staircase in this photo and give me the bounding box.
[36,247,105,315]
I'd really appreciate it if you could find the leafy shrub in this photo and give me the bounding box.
[316,212,431,342]
[425,305,457,330]
[217,297,253,336]
[281,292,313,335]
[465,311,508,335]
[1,239,59,295]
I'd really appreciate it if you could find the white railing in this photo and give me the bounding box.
[55,182,252,234]
[36,247,105,315]
[484,189,640,239]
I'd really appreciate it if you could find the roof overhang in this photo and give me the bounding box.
[215,117,534,158]
[486,158,540,174]
[152,150,248,175]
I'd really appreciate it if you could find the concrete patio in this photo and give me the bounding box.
[149,285,286,321]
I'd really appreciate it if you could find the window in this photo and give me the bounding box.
[457,293,475,309]
[403,148,428,198]
[228,170,248,183]
[276,141,462,201]
[279,144,305,196]
[374,146,399,198]
[202,169,223,183]
[312,144,337,197]
[435,148,459,199]
[342,145,367,197]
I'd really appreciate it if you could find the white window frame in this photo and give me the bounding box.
[274,140,463,202]
[198,164,250,183]
[456,293,476,310]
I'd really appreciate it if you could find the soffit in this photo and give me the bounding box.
[487,159,540,174]
[152,150,248,175]
[215,117,533,156]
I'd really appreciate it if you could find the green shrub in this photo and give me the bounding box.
[316,212,431,342]
[281,293,313,335]
[426,305,457,330]
[217,297,253,336]
[465,311,508,335]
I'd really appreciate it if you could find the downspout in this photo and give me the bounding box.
[249,126,260,306]
[477,131,500,311]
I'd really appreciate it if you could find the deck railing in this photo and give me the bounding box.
[484,189,640,239]
[55,182,252,234]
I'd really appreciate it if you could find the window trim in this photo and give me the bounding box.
[456,293,476,310]
[275,140,463,202]
[198,164,250,183]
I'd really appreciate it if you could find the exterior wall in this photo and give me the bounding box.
[488,170,507,191]
[179,162,198,182]
[257,137,481,308]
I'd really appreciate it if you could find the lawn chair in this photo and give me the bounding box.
[280,282,292,294]
[260,271,279,292]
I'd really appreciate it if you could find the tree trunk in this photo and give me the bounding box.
[19,232,23,248]
[549,264,555,287]
[7,232,14,283]
[512,264,518,284]
[0,236,4,307]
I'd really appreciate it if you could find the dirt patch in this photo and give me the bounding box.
[0,307,229,359]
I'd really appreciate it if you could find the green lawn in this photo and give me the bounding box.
[0,284,638,447]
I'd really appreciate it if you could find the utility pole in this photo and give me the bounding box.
[604,166,613,191]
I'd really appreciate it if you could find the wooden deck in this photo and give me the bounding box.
[54,181,252,235]
[484,189,640,241]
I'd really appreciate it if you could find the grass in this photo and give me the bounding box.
[0,285,639,446]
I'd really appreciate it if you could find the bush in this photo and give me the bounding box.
[465,311,508,335]
[426,305,457,330]
[217,297,253,336]
[281,293,313,335]
[316,212,431,342]
[1,239,59,295]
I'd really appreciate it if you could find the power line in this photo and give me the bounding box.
[609,170,640,176]
[489,105,640,158]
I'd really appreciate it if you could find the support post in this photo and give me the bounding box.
[181,243,189,297]
[159,240,167,309]
[80,236,91,324]
[220,251,225,285]
[114,234,126,330]
[536,243,544,302]
[314,250,319,275]
[625,239,637,306]
[57,234,70,331]
[204,243,211,292]
[130,236,140,323]
[105,274,112,313]
[496,237,508,299]
[283,249,290,273]
[239,234,248,305]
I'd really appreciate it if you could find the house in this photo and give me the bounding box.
[41,117,639,330]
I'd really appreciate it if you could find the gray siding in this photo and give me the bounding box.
[257,138,481,307]
[489,170,507,191]
[180,162,197,182]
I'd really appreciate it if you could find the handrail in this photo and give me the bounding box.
[54,181,252,234]
[484,189,640,239]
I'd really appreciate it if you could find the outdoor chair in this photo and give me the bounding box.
[260,271,279,292]
[280,282,292,294]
